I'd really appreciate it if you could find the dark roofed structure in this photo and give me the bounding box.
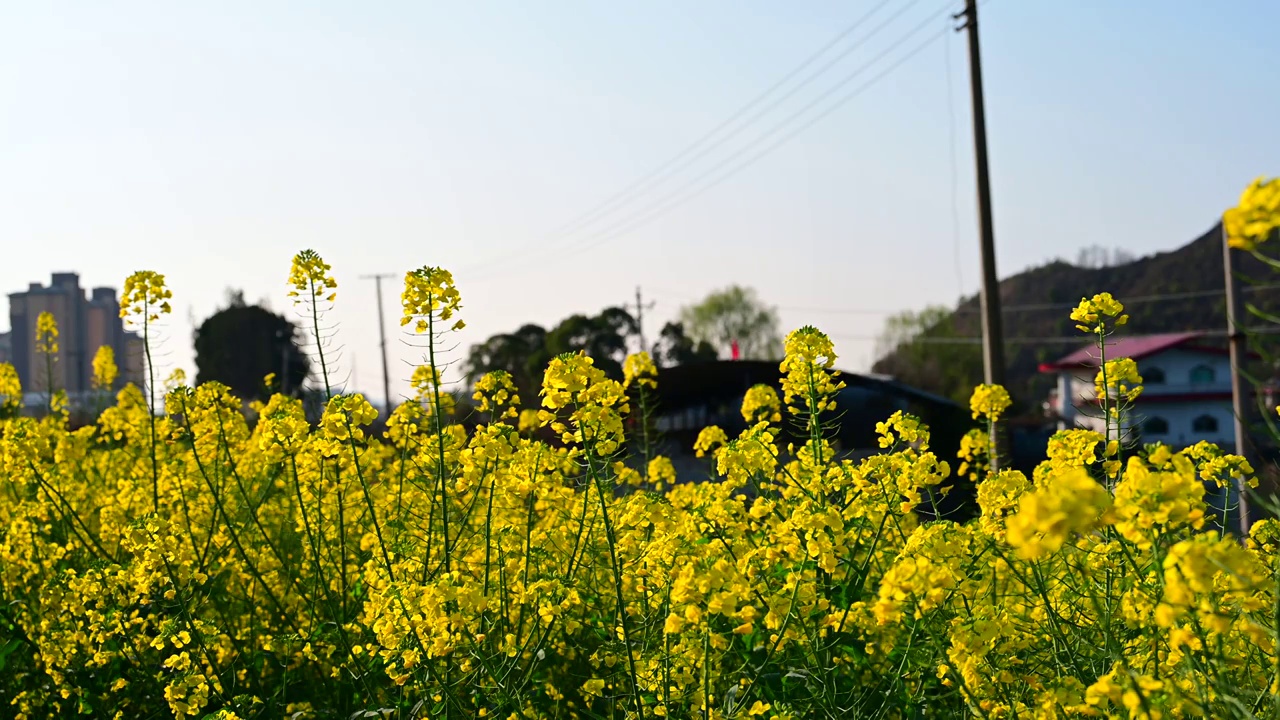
[651,360,968,461]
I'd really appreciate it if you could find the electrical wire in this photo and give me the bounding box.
[542,16,955,262]
[774,283,1280,317]
[463,1,957,280]
[459,0,917,278]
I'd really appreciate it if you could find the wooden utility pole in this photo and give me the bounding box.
[957,0,1009,468]
[1223,223,1255,534]
[360,273,396,416]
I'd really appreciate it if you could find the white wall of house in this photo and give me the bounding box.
[1127,399,1236,448]
[1055,347,1236,450]
[1138,349,1231,396]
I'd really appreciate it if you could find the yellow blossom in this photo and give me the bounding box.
[91,345,119,390]
[1223,175,1280,250]
[1070,292,1128,334]
[120,270,173,324]
[35,312,59,355]
[969,384,1011,422]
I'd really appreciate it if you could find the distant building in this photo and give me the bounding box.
[0,331,10,365]
[7,272,145,408]
[1040,332,1235,449]
[649,359,970,473]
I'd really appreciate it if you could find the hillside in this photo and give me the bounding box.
[873,221,1280,414]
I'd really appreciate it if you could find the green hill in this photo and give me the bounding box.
[872,221,1280,414]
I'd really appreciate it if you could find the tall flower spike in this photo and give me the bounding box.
[0,362,20,413]
[35,312,59,355]
[1224,176,1280,251]
[778,326,844,414]
[1095,357,1142,403]
[1069,292,1127,335]
[288,249,337,303]
[474,370,520,419]
[969,384,1011,422]
[92,345,118,390]
[120,270,173,325]
[622,352,658,390]
[401,266,463,332]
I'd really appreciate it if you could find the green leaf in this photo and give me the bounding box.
[0,639,20,672]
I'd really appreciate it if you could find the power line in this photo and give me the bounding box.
[542,14,954,261]
[465,2,956,279]
[459,0,919,278]
[830,326,1280,346]
[775,283,1280,317]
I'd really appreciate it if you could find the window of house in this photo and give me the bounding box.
[1143,416,1169,435]
[1190,365,1215,384]
[1144,367,1165,384]
[1192,414,1219,433]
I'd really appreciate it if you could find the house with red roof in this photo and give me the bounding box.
[1039,332,1235,449]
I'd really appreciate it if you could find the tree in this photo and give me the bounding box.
[463,323,550,398]
[546,307,638,378]
[679,285,782,360]
[871,305,984,405]
[1075,245,1136,269]
[651,321,718,368]
[464,307,639,393]
[194,292,311,402]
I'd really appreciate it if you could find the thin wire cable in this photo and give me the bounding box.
[542,18,955,263]
[457,0,907,276]
[775,283,1280,317]
[829,326,1280,345]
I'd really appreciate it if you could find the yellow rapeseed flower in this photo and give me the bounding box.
[120,270,173,324]
[91,345,119,390]
[1069,292,1127,334]
[622,351,658,389]
[288,249,337,302]
[35,312,59,355]
[1094,357,1142,402]
[1223,176,1280,250]
[969,384,1011,422]
[779,326,845,413]
[741,383,782,424]
[401,265,463,332]
[1005,467,1112,559]
[0,362,20,413]
[474,370,520,418]
[1111,455,1205,549]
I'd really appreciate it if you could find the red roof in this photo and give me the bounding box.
[1038,332,1205,372]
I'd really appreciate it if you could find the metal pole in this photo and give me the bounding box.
[361,273,395,415]
[958,0,1009,468]
[1223,222,1254,534]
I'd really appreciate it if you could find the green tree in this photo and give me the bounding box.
[194,291,310,402]
[463,323,550,398]
[546,307,638,378]
[464,307,639,392]
[871,305,984,405]
[678,285,782,360]
[651,321,718,368]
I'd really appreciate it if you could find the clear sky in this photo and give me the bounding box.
[2,1,1277,404]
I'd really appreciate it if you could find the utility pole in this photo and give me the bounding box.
[956,0,1009,469]
[1223,223,1254,535]
[360,273,396,416]
[632,286,656,355]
